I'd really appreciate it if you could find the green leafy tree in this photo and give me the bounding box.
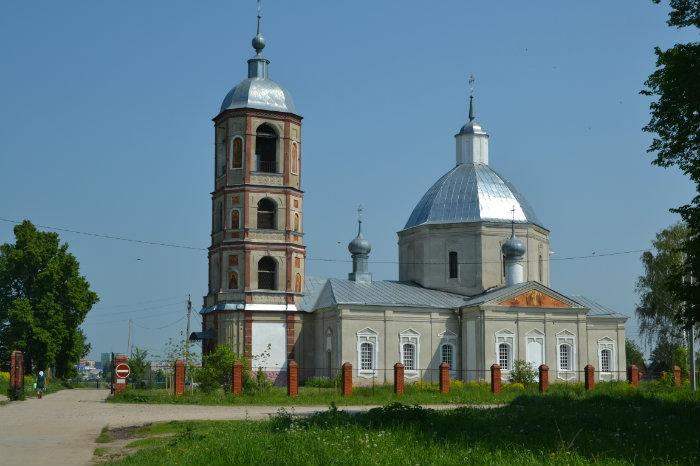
[0,221,98,377]
[625,339,647,371]
[649,339,689,375]
[635,223,688,348]
[642,0,700,327]
[129,347,149,383]
[195,344,240,393]
[510,359,537,385]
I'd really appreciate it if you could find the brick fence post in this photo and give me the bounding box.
[393,363,404,395]
[10,351,24,399]
[287,360,298,398]
[232,361,242,395]
[490,364,501,394]
[341,362,352,397]
[114,354,129,394]
[628,365,639,387]
[673,365,681,386]
[539,364,549,393]
[584,364,595,391]
[439,362,450,394]
[174,359,185,396]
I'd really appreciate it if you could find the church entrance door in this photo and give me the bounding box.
[526,337,544,381]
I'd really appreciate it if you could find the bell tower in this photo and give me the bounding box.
[200,4,305,362]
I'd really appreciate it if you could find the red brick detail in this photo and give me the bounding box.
[490,364,501,394]
[244,311,253,369]
[539,364,549,393]
[628,365,639,387]
[439,362,450,394]
[673,365,681,386]
[232,361,242,395]
[393,363,404,395]
[584,364,595,391]
[287,359,298,398]
[244,253,251,288]
[244,116,252,184]
[10,351,24,396]
[174,360,185,396]
[114,354,129,394]
[286,312,295,360]
[283,120,290,185]
[341,362,352,397]
[285,249,292,291]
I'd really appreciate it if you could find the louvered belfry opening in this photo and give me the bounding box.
[256,123,277,173]
[257,198,276,229]
[258,256,276,290]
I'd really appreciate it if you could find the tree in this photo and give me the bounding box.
[649,339,689,376]
[195,344,238,393]
[642,0,700,327]
[625,338,647,371]
[0,221,98,377]
[129,347,149,383]
[635,223,689,348]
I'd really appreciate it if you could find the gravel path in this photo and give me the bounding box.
[0,389,492,466]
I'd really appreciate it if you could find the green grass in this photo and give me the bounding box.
[96,426,112,444]
[109,379,700,406]
[106,389,700,465]
[0,376,67,401]
[94,447,108,457]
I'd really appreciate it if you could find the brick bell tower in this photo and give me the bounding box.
[199,7,304,365]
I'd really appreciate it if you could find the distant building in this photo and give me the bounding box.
[191,14,627,384]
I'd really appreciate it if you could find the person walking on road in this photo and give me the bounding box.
[36,371,45,399]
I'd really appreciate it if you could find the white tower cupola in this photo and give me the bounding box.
[455,95,489,165]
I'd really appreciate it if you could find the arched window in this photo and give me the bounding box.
[559,344,572,371]
[294,273,302,292]
[215,202,223,232]
[360,342,374,370]
[441,343,454,371]
[255,123,277,173]
[291,142,298,174]
[231,210,240,230]
[498,343,511,370]
[294,213,300,232]
[449,251,458,279]
[228,271,238,290]
[600,348,611,373]
[538,253,543,283]
[257,256,276,290]
[232,137,243,169]
[402,343,416,370]
[257,198,276,229]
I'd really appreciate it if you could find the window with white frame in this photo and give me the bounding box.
[556,331,576,379]
[399,329,420,376]
[357,328,378,377]
[441,343,455,371]
[495,330,515,371]
[438,330,458,372]
[598,338,615,374]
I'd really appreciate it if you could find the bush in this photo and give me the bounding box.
[195,345,241,394]
[304,376,339,388]
[510,360,536,385]
[505,382,525,391]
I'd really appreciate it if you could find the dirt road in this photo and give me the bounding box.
[0,389,482,466]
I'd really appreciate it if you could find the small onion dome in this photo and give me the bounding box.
[502,235,526,259]
[348,232,372,256]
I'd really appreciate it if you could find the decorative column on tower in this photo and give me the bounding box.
[199,3,305,358]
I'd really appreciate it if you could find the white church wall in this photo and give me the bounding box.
[252,320,287,372]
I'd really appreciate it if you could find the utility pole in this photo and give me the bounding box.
[127,319,133,357]
[185,295,192,388]
[690,324,697,391]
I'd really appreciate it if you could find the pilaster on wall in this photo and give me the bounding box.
[286,312,296,360]
[244,311,253,368]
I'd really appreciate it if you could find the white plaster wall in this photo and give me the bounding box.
[252,321,287,370]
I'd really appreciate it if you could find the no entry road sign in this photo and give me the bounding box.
[115,363,130,379]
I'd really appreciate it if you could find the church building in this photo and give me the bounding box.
[193,16,627,384]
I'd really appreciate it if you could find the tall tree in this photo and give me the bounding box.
[642,0,700,326]
[0,221,98,377]
[636,223,689,348]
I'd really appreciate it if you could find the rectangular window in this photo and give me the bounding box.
[402,343,416,370]
[559,344,571,371]
[498,343,510,370]
[441,344,454,370]
[449,251,458,279]
[601,349,611,372]
[360,342,374,370]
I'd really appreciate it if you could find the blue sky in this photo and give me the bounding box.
[0,1,695,360]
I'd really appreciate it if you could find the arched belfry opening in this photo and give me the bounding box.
[257,198,276,229]
[256,124,277,173]
[258,256,277,290]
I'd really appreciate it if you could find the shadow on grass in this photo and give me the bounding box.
[273,393,700,464]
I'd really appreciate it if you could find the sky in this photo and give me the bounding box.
[0,1,696,361]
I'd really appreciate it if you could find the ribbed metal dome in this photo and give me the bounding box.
[220,77,296,114]
[404,163,544,230]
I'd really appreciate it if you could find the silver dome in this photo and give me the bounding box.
[502,235,526,258]
[348,232,372,255]
[220,77,297,114]
[404,163,544,230]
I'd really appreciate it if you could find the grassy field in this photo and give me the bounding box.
[109,379,700,406]
[0,372,65,400]
[102,389,700,465]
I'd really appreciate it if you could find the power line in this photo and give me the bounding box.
[89,301,186,316]
[132,315,186,331]
[85,308,185,325]
[91,295,187,311]
[0,217,650,265]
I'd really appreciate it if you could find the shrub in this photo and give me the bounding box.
[412,380,438,392]
[195,345,242,393]
[510,359,536,385]
[505,382,526,391]
[304,376,338,388]
[449,379,465,390]
[0,371,9,383]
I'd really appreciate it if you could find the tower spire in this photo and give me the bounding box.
[357,205,363,235]
[252,0,266,55]
[348,205,372,283]
[248,0,269,78]
[468,74,475,121]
